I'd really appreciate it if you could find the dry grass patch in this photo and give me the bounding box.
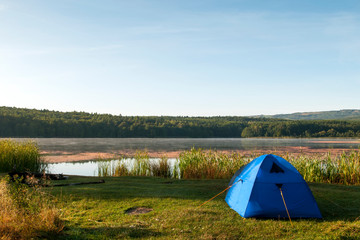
[0,177,63,239]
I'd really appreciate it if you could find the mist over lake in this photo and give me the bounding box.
[9,138,360,153]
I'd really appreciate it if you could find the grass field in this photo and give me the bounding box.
[46,176,360,239]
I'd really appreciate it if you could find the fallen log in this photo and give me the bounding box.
[48,179,105,187]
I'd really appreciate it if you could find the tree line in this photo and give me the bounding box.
[1,107,360,138]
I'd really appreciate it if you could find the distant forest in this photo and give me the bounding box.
[1,107,360,138]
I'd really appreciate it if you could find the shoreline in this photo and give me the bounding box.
[42,147,357,163]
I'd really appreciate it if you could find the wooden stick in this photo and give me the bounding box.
[46,180,105,187]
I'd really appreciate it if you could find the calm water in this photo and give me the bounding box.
[47,161,100,176]
[6,138,359,177]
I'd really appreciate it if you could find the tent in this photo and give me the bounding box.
[225,154,322,218]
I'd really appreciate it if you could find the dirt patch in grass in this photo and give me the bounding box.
[124,207,153,215]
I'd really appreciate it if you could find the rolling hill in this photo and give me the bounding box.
[261,109,360,120]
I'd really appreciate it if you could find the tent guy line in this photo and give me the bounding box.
[197,178,242,208]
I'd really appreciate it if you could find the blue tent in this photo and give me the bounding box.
[225,154,322,218]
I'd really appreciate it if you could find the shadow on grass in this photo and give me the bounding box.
[56,225,163,240]
[49,176,230,201]
[309,183,360,221]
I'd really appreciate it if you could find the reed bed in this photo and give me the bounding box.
[97,151,172,178]
[151,156,172,178]
[176,148,249,179]
[176,149,360,184]
[97,148,360,185]
[289,151,360,185]
[0,177,63,239]
[0,139,44,173]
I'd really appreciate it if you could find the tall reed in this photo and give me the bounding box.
[132,150,150,176]
[0,139,44,173]
[151,156,172,178]
[97,151,172,178]
[289,151,360,185]
[176,148,249,179]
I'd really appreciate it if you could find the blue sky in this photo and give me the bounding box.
[1,0,359,116]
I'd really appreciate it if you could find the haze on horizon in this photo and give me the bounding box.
[1,0,359,116]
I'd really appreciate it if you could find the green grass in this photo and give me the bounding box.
[46,176,360,239]
[0,139,44,173]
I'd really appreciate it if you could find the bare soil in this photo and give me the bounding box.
[124,207,153,215]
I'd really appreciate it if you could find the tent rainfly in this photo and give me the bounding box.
[225,154,322,218]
